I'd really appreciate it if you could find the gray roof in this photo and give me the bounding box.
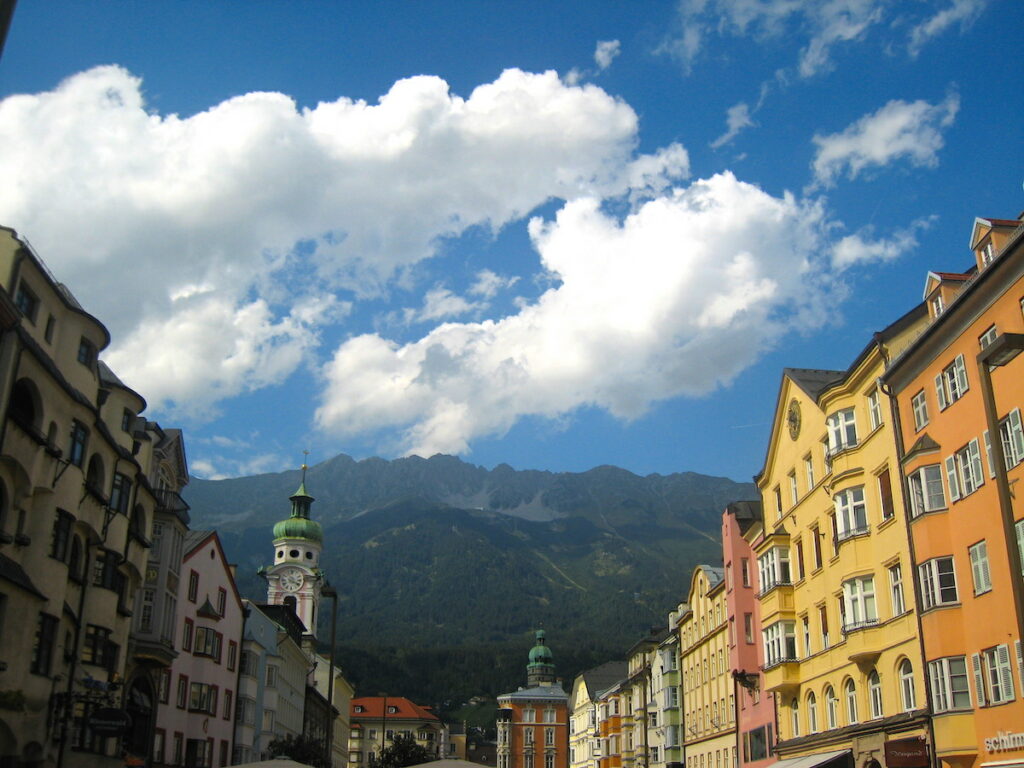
[725,501,762,534]
[184,529,214,555]
[702,566,725,588]
[784,368,845,400]
[579,661,627,696]
[499,684,567,701]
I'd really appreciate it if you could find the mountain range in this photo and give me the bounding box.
[183,453,757,706]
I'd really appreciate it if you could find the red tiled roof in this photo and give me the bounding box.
[350,696,440,721]
[979,218,1020,228]
[932,271,970,281]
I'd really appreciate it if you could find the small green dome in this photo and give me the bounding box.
[528,630,552,663]
[273,516,323,543]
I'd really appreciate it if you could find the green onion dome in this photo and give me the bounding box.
[272,479,322,542]
[528,629,553,664]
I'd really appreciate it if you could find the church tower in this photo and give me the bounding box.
[264,463,324,639]
[526,629,556,687]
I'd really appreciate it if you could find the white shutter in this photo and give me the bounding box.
[954,354,969,394]
[945,456,960,501]
[929,661,944,711]
[935,374,947,410]
[1015,640,1024,698]
[1010,409,1024,465]
[970,546,982,590]
[997,644,1015,702]
[984,430,995,478]
[969,439,985,488]
[972,653,987,707]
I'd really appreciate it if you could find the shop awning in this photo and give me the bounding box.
[773,749,852,768]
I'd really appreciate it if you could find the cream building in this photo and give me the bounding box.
[0,226,186,767]
[570,662,627,768]
[680,565,735,768]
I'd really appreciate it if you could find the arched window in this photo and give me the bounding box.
[86,454,105,496]
[845,679,858,723]
[790,698,800,737]
[68,535,84,582]
[8,378,41,432]
[868,670,883,718]
[825,685,838,728]
[899,659,916,711]
[807,692,818,733]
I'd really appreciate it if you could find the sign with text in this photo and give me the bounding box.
[884,738,929,768]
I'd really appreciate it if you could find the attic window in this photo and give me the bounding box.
[931,294,944,317]
[388,706,397,714]
[14,282,39,323]
[355,705,364,713]
[121,408,134,432]
[980,241,995,266]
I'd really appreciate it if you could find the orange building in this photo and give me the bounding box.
[498,631,571,768]
[883,214,1024,768]
[597,682,626,768]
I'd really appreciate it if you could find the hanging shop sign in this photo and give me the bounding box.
[87,707,132,735]
[884,738,929,768]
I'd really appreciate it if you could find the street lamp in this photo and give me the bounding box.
[977,332,1024,657]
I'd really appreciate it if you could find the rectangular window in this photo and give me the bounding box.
[176,675,188,708]
[30,613,58,675]
[980,645,1016,705]
[153,729,165,764]
[194,627,222,660]
[77,337,96,367]
[826,408,858,454]
[928,657,971,712]
[795,540,805,581]
[740,558,750,587]
[969,541,992,595]
[811,525,822,570]
[979,324,998,349]
[834,486,868,540]
[842,576,877,630]
[743,613,753,644]
[911,390,929,431]
[762,621,796,666]
[919,557,958,610]
[804,454,815,490]
[109,473,132,514]
[998,408,1024,469]
[868,388,883,430]
[14,282,39,322]
[819,605,830,649]
[187,570,199,602]
[788,471,798,505]
[802,616,811,657]
[227,640,238,671]
[182,618,193,652]
[757,547,791,593]
[217,587,227,616]
[908,464,946,516]
[773,486,782,519]
[69,421,89,467]
[889,564,906,616]
[946,439,984,500]
[82,624,117,671]
[188,682,217,714]
[877,468,894,520]
[50,509,73,561]
[121,408,134,432]
[266,664,278,688]
[935,354,969,409]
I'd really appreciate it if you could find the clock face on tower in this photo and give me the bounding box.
[280,568,304,592]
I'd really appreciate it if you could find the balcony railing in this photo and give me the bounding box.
[757,579,793,598]
[836,524,870,543]
[826,439,859,458]
[155,488,191,524]
[842,617,879,634]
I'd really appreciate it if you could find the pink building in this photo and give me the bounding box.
[722,502,776,768]
[153,530,244,768]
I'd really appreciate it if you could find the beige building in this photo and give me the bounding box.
[349,696,447,765]
[680,565,735,768]
[0,226,185,767]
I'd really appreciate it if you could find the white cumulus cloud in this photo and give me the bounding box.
[316,172,842,457]
[810,92,959,188]
[909,0,986,56]
[831,216,936,269]
[0,65,682,417]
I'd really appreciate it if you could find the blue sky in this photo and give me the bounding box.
[0,1,1020,482]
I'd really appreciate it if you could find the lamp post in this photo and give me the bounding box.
[977,332,1024,652]
[322,584,339,767]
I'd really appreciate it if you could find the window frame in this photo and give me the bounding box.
[908,464,946,517]
[911,390,929,431]
[918,556,958,610]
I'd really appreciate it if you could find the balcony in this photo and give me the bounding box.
[155,488,191,526]
[835,524,870,544]
[761,658,800,694]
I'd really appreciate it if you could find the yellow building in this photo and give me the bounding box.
[680,565,735,768]
[753,305,931,768]
[570,662,627,768]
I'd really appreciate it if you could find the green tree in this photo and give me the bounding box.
[369,732,435,768]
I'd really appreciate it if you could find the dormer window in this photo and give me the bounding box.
[979,240,995,267]
[931,293,944,317]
